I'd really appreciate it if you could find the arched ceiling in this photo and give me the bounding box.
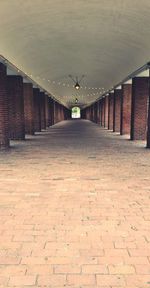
[0,0,150,108]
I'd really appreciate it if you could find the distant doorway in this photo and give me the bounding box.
[71,107,81,119]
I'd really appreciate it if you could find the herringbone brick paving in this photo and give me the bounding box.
[0,119,150,287]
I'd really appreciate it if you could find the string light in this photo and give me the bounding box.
[27,72,105,91]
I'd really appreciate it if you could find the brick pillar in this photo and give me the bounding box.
[90,105,92,121]
[40,92,46,130]
[45,94,50,127]
[48,97,51,126]
[101,98,105,126]
[146,77,150,148]
[131,77,149,140]
[97,101,100,124]
[49,98,54,125]
[0,63,9,149]
[53,101,56,124]
[86,107,89,120]
[7,75,25,140]
[108,92,114,130]
[99,100,101,126]
[33,88,41,132]
[58,104,61,122]
[120,84,132,135]
[113,89,121,133]
[23,83,34,135]
[104,96,109,128]
[47,97,51,126]
[94,103,97,123]
[61,106,64,121]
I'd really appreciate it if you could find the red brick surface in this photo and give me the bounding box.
[48,98,54,125]
[23,83,34,135]
[101,98,105,126]
[0,63,9,149]
[7,75,25,140]
[131,77,149,140]
[147,84,150,148]
[40,92,46,130]
[121,84,132,135]
[113,89,121,133]
[96,101,100,124]
[0,119,150,287]
[33,88,41,132]
[45,94,50,127]
[108,92,114,130]
[104,96,109,128]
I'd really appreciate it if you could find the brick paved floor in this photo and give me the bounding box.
[0,119,150,288]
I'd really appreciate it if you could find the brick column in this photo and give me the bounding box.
[113,89,121,133]
[146,77,150,148]
[94,103,97,123]
[61,106,65,121]
[101,98,105,126]
[131,77,149,140]
[7,75,25,140]
[99,100,102,126]
[48,97,51,125]
[45,94,50,127]
[120,84,132,135]
[0,63,9,149]
[53,100,56,124]
[104,96,109,128]
[23,83,34,135]
[40,92,46,130]
[58,105,61,122]
[33,88,41,132]
[97,101,100,124]
[108,92,114,130]
[49,98,54,125]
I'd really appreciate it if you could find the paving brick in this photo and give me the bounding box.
[54,264,81,274]
[37,275,66,286]
[67,274,96,286]
[82,264,108,274]
[8,275,36,286]
[108,265,135,274]
[0,119,150,288]
[96,274,126,286]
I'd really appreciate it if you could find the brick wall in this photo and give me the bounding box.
[131,77,149,140]
[45,95,50,127]
[33,88,41,132]
[108,92,114,130]
[113,89,121,133]
[120,84,132,135]
[97,101,100,124]
[40,92,46,130]
[7,75,25,140]
[49,98,54,125]
[104,96,109,128]
[23,83,34,135]
[0,63,9,149]
[101,98,105,126]
[146,83,150,147]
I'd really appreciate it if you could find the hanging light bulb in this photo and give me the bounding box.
[75,98,78,103]
[74,82,80,90]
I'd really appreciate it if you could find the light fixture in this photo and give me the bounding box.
[75,82,80,90]
[69,74,85,90]
[75,98,78,104]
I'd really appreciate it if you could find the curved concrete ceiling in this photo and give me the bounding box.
[0,0,150,108]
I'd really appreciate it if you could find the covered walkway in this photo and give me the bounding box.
[0,119,150,287]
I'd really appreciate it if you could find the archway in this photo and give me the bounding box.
[71,106,81,119]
